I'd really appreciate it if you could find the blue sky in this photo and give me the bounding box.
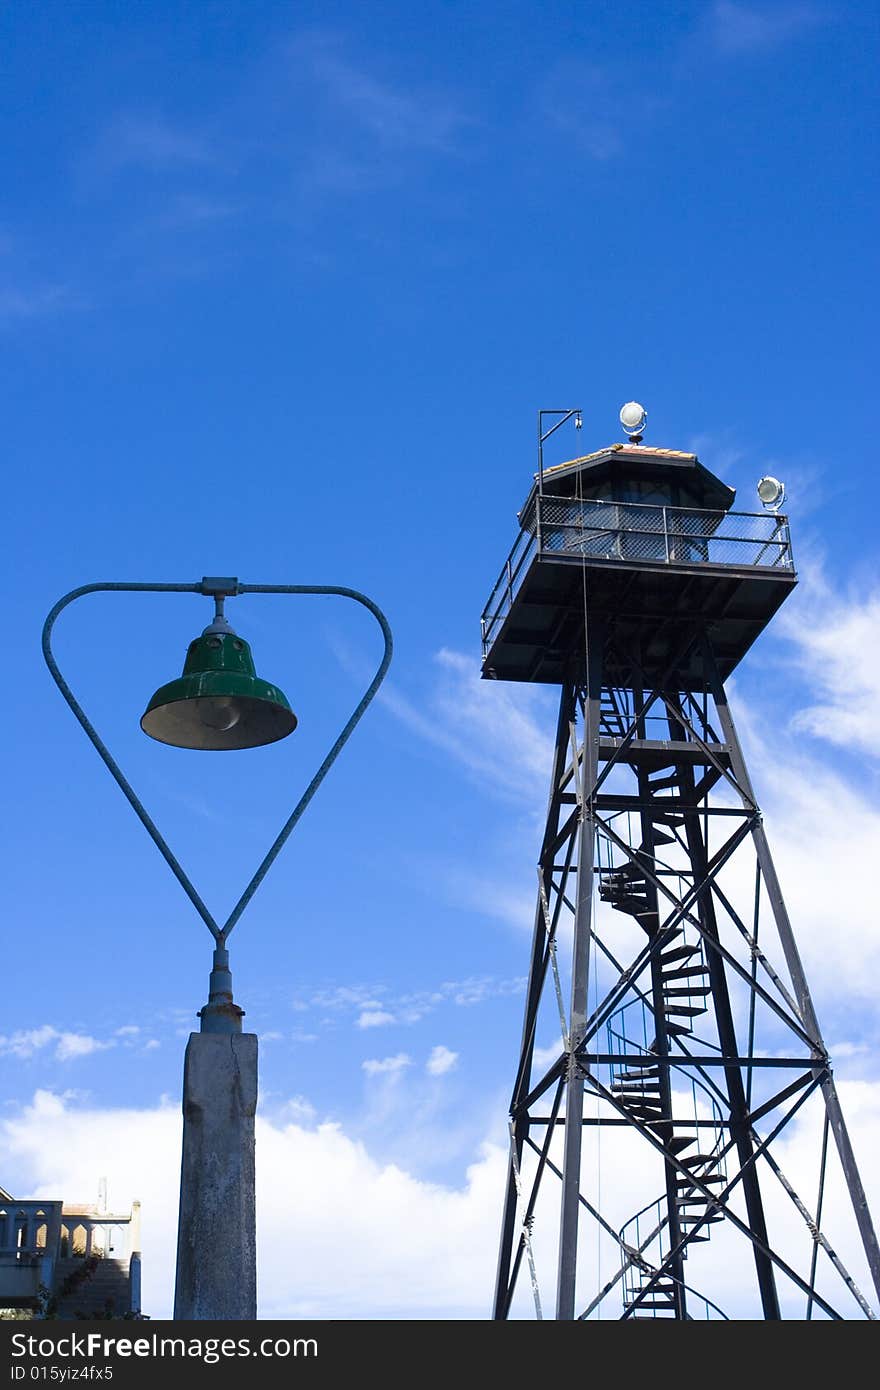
[2,1,879,1319]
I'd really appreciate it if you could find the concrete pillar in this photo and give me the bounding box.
[130,1199,142,1259]
[173,1031,258,1320]
[129,1254,142,1316]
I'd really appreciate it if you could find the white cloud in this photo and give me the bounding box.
[721,600,880,1005]
[357,1009,396,1029]
[362,1054,412,1078]
[294,975,525,1031]
[54,1034,114,1062]
[2,1083,875,1320]
[426,1046,459,1077]
[780,574,880,760]
[308,985,387,1013]
[531,1040,565,1072]
[0,1026,58,1058]
[0,1027,114,1063]
[396,619,880,1016]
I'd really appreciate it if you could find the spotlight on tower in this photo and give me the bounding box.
[757,475,785,511]
[619,400,647,443]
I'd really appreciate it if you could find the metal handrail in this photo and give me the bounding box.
[481,497,794,656]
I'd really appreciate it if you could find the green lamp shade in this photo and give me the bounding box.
[141,630,297,750]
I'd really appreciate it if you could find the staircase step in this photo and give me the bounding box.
[661,966,709,980]
[663,987,711,998]
[664,1005,707,1017]
[668,1135,697,1154]
[660,945,699,964]
[651,829,676,846]
[612,1080,661,1092]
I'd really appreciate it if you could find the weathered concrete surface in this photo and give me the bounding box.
[173,1031,257,1320]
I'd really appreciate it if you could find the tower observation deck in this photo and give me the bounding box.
[485,413,879,1321]
[482,441,795,688]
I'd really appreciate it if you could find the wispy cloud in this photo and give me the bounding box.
[305,985,388,1014]
[535,5,824,160]
[535,63,641,161]
[285,31,472,196]
[294,974,524,1031]
[289,32,469,155]
[0,283,80,321]
[92,114,216,174]
[708,2,824,56]
[382,648,554,807]
[155,193,238,229]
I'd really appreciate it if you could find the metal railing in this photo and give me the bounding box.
[0,1200,141,1313]
[481,496,794,656]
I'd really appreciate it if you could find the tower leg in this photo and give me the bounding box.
[556,636,604,1320]
[705,643,880,1305]
[493,683,577,1319]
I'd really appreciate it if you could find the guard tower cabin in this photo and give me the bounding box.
[480,442,796,688]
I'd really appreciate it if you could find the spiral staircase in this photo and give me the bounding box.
[599,778,729,1319]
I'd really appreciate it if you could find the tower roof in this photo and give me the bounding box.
[523,443,736,515]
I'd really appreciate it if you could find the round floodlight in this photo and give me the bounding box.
[619,401,647,437]
[757,475,785,510]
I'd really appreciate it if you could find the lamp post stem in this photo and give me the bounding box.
[199,946,244,1033]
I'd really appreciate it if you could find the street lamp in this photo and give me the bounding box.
[42,576,392,1319]
[141,590,297,750]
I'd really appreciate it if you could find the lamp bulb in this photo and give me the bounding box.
[198,697,241,732]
